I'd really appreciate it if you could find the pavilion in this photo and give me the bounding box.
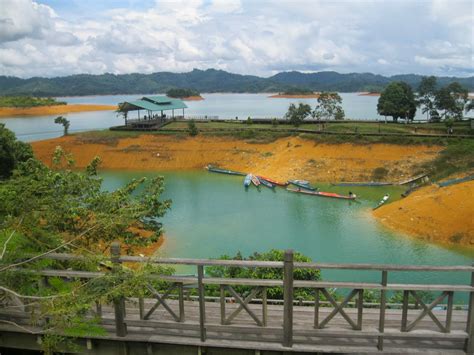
[118,96,187,129]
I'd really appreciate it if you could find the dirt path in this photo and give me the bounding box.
[0,104,116,117]
[374,181,474,248]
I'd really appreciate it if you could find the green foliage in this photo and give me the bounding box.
[187,119,199,136]
[0,96,66,107]
[207,249,321,299]
[166,88,200,98]
[285,103,311,127]
[54,116,70,136]
[272,118,278,127]
[0,124,33,179]
[377,81,417,121]
[434,82,468,120]
[372,167,389,181]
[246,116,253,125]
[417,76,437,121]
[313,92,345,120]
[282,87,314,95]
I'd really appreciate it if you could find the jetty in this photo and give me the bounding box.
[0,243,473,354]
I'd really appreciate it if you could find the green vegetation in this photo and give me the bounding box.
[284,103,312,126]
[0,96,66,107]
[188,119,199,136]
[313,92,345,120]
[1,70,472,96]
[282,87,314,95]
[166,88,200,98]
[0,123,33,179]
[372,167,389,181]
[54,116,70,136]
[377,81,417,122]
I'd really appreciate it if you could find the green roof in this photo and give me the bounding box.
[120,95,187,112]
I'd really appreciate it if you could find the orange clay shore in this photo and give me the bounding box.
[30,134,474,249]
[268,94,321,99]
[0,104,117,117]
[358,92,381,96]
[181,95,204,101]
[373,181,474,249]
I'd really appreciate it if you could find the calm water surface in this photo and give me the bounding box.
[100,170,473,300]
[1,93,429,142]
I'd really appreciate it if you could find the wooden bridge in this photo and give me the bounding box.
[0,243,473,354]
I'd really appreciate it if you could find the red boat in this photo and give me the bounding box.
[251,174,261,187]
[257,175,288,187]
[287,188,356,200]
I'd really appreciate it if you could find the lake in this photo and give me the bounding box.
[1,93,429,142]
[101,170,473,301]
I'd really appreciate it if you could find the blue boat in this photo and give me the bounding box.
[258,176,275,189]
[243,174,252,187]
[288,180,316,191]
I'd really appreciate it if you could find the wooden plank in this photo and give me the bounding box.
[313,289,319,329]
[319,289,358,329]
[401,290,409,332]
[357,289,363,330]
[377,270,387,351]
[465,268,474,353]
[224,286,262,326]
[283,249,294,347]
[178,283,185,322]
[197,265,206,342]
[220,285,225,325]
[293,261,474,272]
[406,291,447,332]
[446,291,454,333]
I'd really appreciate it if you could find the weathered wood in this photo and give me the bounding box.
[139,298,144,320]
[313,288,319,329]
[144,283,180,321]
[220,285,225,325]
[446,291,454,333]
[261,287,267,327]
[401,290,409,332]
[356,289,363,330]
[318,288,358,329]
[224,286,263,326]
[377,270,388,351]
[197,265,206,342]
[178,283,185,322]
[293,261,474,272]
[283,249,294,347]
[406,291,447,332]
[111,242,127,337]
[465,267,474,354]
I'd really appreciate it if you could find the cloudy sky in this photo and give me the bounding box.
[0,0,472,78]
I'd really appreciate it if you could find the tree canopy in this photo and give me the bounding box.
[0,123,33,179]
[284,103,311,126]
[54,116,70,136]
[313,92,345,120]
[377,81,417,121]
[166,88,200,98]
[434,82,468,120]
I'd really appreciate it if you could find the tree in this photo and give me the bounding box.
[116,102,129,125]
[188,119,198,136]
[377,82,417,122]
[313,92,345,120]
[284,103,311,127]
[417,76,437,121]
[54,116,70,136]
[434,82,468,120]
[0,124,33,179]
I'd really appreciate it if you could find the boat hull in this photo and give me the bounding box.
[206,165,246,176]
[288,180,316,191]
[287,188,356,200]
[257,175,288,187]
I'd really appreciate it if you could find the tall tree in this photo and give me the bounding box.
[0,123,33,179]
[377,82,417,122]
[313,92,345,120]
[284,103,311,127]
[54,116,70,136]
[434,82,468,120]
[417,76,437,121]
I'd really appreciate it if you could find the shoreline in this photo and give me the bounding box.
[358,92,381,96]
[268,94,321,99]
[0,104,117,117]
[181,95,204,101]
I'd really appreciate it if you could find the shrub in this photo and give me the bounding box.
[372,167,389,181]
[188,120,198,136]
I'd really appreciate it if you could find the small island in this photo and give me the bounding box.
[166,88,204,101]
[0,96,116,117]
[269,87,321,98]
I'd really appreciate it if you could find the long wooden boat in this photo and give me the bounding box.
[206,165,246,176]
[373,194,390,210]
[287,187,356,200]
[257,175,288,187]
[288,180,316,191]
[243,174,252,188]
[251,174,261,187]
[257,176,275,189]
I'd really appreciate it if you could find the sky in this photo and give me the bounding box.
[0,0,472,78]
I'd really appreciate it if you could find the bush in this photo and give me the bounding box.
[272,118,278,127]
[372,167,389,181]
[246,117,253,125]
[187,120,198,136]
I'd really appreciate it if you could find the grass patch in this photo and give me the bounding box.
[75,130,142,146]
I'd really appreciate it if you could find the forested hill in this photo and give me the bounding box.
[0,69,472,96]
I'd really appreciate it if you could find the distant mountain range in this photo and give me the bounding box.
[0,69,472,96]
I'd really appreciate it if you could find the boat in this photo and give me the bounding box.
[288,180,316,191]
[287,187,357,200]
[258,176,275,189]
[206,164,246,176]
[257,175,288,187]
[373,194,390,210]
[243,174,252,187]
[251,174,261,187]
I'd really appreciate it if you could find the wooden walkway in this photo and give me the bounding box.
[0,244,472,354]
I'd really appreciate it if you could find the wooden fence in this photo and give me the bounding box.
[1,243,473,354]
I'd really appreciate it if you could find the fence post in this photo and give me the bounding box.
[197,265,206,342]
[111,241,127,337]
[377,270,388,350]
[283,249,294,347]
[465,264,474,353]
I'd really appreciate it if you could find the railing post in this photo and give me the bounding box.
[283,249,294,347]
[465,265,474,353]
[197,265,206,342]
[377,270,388,350]
[111,241,127,337]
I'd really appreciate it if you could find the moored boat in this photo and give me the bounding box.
[251,174,261,187]
[373,194,390,210]
[257,175,288,187]
[288,180,316,191]
[206,164,246,176]
[287,187,356,200]
[243,174,252,187]
[258,176,275,189]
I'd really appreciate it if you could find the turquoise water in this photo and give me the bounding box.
[100,170,473,298]
[1,93,429,142]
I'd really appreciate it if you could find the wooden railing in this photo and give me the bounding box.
[2,242,474,353]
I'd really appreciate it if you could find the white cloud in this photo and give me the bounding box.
[0,0,472,78]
